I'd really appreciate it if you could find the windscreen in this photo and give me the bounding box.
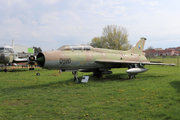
[0,48,4,53]
[4,48,14,53]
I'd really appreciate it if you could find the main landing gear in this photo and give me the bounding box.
[4,65,8,72]
[128,73,137,79]
[127,64,137,79]
[72,71,80,84]
[93,70,103,78]
[4,68,8,72]
[29,67,35,70]
[126,64,147,79]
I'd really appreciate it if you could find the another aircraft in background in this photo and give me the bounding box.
[0,42,36,72]
[36,37,175,83]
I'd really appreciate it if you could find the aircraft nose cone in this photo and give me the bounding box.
[0,54,9,63]
[0,54,5,62]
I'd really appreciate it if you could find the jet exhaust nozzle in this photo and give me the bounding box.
[36,53,45,67]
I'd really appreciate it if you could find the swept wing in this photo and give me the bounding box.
[95,59,175,66]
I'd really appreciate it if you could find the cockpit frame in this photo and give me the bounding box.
[58,45,93,51]
[0,46,15,53]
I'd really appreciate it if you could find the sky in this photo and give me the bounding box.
[0,0,180,51]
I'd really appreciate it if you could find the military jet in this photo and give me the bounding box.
[36,37,175,83]
[0,45,35,72]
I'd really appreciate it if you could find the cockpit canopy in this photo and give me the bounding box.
[58,45,93,51]
[0,46,15,53]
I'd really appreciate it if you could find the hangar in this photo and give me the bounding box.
[14,45,34,57]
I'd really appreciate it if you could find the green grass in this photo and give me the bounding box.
[149,56,180,66]
[0,65,180,120]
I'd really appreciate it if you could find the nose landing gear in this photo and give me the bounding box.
[4,65,8,72]
[72,71,80,84]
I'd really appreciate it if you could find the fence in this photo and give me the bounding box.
[149,56,180,67]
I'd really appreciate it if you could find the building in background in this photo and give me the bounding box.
[144,48,180,57]
[14,45,34,57]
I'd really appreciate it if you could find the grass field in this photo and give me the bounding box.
[149,56,180,67]
[0,65,180,120]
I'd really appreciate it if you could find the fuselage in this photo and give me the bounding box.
[37,45,148,71]
[35,37,175,79]
[0,46,17,64]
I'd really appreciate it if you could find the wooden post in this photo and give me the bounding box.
[177,56,179,67]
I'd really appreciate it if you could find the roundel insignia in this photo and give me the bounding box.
[139,45,141,49]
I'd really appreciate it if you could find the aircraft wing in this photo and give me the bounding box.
[95,59,175,66]
[141,62,175,66]
[95,59,140,64]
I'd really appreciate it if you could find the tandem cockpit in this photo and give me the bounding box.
[58,45,93,51]
[0,46,15,54]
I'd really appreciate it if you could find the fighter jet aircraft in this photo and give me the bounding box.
[36,37,175,83]
[0,45,35,72]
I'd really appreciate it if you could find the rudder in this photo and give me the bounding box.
[129,37,146,55]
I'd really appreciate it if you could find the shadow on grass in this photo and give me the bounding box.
[170,81,180,92]
[0,73,168,95]
[0,73,127,93]
[0,78,74,94]
[0,69,27,72]
[91,73,130,82]
[0,68,46,72]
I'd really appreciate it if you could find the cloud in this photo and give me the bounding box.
[142,1,159,6]
[43,0,60,4]
[31,30,41,38]
[0,0,180,51]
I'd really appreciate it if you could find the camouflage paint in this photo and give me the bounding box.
[37,37,152,71]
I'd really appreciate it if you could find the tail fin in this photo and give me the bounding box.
[129,37,146,55]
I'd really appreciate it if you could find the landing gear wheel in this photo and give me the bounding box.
[4,69,8,72]
[4,65,7,72]
[29,68,35,70]
[75,78,80,84]
[128,74,137,79]
[93,70,103,78]
[72,71,80,84]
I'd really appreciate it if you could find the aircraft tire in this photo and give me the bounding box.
[93,72,102,78]
[4,69,8,72]
[76,78,80,84]
[128,75,136,79]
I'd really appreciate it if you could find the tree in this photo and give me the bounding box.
[90,25,131,50]
[33,46,42,55]
[145,46,154,60]
[90,37,104,48]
